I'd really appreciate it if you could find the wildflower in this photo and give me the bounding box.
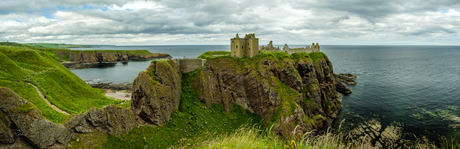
[284,145,290,149]
[290,140,296,148]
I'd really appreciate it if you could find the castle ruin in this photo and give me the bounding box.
[285,43,320,54]
[230,33,259,58]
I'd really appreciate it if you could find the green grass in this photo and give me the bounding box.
[25,43,90,48]
[0,45,122,123]
[67,50,153,55]
[173,126,366,149]
[104,69,262,149]
[198,51,231,59]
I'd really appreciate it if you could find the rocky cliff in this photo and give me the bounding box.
[131,52,351,138]
[190,52,348,138]
[131,60,181,126]
[0,87,138,148]
[57,50,171,69]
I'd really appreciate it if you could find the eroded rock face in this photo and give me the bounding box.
[65,105,137,135]
[0,87,71,149]
[131,60,181,126]
[190,55,349,138]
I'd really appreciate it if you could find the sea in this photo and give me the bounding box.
[70,45,460,143]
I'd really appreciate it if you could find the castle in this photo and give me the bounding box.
[284,43,320,54]
[230,33,259,58]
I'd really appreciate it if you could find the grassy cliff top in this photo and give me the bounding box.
[0,43,122,123]
[25,43,91,48]
[198,50,327,62]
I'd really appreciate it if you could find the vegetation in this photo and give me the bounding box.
[104,69,262,148]
[0,44,122,123]
[25,43,91,48]
[197,51,231,59]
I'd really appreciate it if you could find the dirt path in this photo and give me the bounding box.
[30,83,69,115]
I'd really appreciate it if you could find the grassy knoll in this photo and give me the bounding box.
[0,44,121,123]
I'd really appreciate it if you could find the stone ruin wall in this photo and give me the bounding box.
[173,58,207,73]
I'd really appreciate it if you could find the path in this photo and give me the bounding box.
[30,83,70,115]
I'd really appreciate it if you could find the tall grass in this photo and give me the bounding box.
[172,126,371,149]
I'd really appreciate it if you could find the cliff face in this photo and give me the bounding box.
[56,50,171,69]
[131,52,350,138]
[190,53,347,137]
[131,60,181,126]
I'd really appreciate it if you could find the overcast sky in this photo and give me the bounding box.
[1,0,459,45]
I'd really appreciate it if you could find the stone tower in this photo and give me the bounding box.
[231,33,259,58]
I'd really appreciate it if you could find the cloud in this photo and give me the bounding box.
[0,0,459,45]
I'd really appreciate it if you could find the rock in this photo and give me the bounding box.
[89,82,132,90]
[347,119,403,148]
[0,87,71,149]
[335,82,352,95]
[131,60,181,126]
[335,73,357,85]
[58,50,171,69]
[65,105,137,135]
[190,54,344,137]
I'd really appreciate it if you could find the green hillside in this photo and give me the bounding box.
[0,43,122,123]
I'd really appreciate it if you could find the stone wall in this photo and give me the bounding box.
[173,58,207,73]
[286,43,320,54]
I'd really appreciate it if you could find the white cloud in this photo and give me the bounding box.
[0,0,459,45]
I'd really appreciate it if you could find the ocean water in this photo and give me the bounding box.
[70,45,229,83]
[70,45,459,142]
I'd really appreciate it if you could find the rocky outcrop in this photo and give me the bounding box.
[348,119,404,148]
[335,73,357,85]
[65,105,137,135]
[57,50,171,69]
[190,53,350,138]
[131,60,181,126]
[0,87,71,149]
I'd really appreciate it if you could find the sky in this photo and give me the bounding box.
[0,0,459,45]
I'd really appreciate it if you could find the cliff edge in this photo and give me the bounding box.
[131,51,351,138]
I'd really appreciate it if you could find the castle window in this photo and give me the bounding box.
[242,46,244,49]
[236,45,238,48]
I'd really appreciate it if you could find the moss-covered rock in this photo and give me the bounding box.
[190,52,346,139]
[131,60,181,126]
[0,87,71,148]
[65,105,137,135]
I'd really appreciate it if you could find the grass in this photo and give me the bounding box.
[198,51,231,59]
[173,126,369,149]
[0,44,122,123]
[25,43,90,48]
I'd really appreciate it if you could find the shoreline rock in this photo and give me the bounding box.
[59,51,171,69]
[89,82,132,91]
[335,73,357,85]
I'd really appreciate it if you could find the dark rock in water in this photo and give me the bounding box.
[65,105,137,135]
[131,60,181,126]
[335,82,352,95]
[335,73,357,85]
[0,87,71,149]
[89,82,132,90]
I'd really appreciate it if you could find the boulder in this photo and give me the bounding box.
[65,105,137,135]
